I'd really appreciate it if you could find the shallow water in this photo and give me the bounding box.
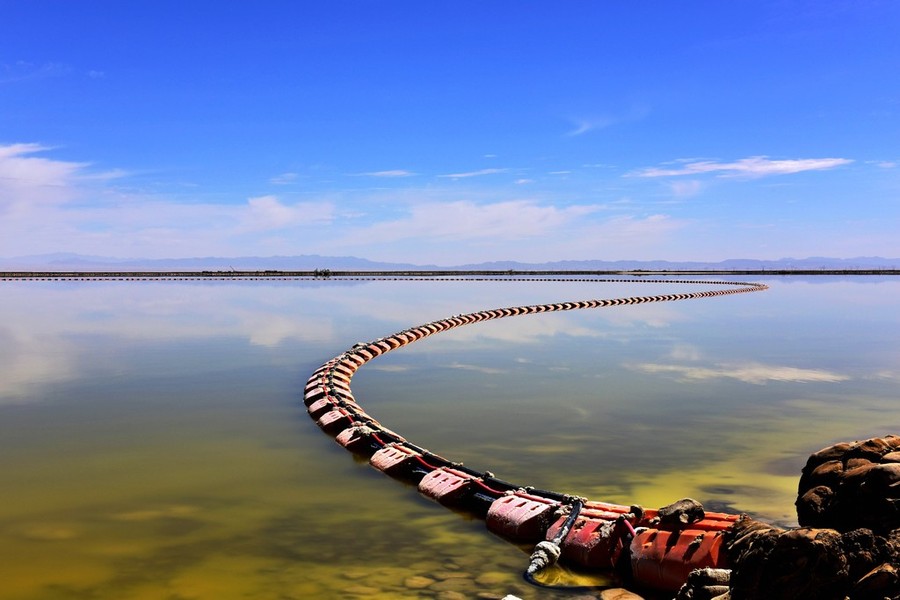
[1,276,899,599]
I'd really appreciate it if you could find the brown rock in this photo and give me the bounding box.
[808,459,844,487]
[845,457,873,470]
[881,451,900,463]
[658,498,706,527]
[796,486,834,527]
[727,525,849,600]
[849,437,897,461]
[403,575,435,589]
[474,571,509,586]
[851,563,900,599]
[797,436,900,533]
[807,442,854,468]
[430,577,471,593]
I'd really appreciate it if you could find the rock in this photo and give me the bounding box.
[797,436,900,534]
[657,498,705,527]
[430,577,471,593]
[730,527,848,600]
[342,584,380,596]
[882,451,900,463]
[806,459,844,487]
[432,569,468,580]
[725,513,899,600]
[474,571,509,586]
[851,563,900,599]
[795,485,834,526]
[403,575,435,589]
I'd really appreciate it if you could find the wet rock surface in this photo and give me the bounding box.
[797,435,900,534]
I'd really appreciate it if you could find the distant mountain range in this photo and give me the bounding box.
[2,253,899,272]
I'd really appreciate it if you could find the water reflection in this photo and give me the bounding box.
[1,276,898,599]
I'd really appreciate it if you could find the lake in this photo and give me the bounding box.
[2,275,899,599]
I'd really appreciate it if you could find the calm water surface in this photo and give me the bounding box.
[2,276,899,599]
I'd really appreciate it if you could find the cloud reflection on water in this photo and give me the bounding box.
[629,361,850,384]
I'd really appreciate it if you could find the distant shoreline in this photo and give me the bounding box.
[3,269,900,280]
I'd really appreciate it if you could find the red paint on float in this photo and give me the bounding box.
[486,493,559,542]
[315,407,356,436]
[418,467,474,506]
[370,444,429,481]
[630,528,729,591]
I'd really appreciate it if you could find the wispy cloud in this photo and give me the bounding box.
[669,179,704,197]
[270,172,299,185]
[0,143,89,210]
[631,156,853,178]
[438,168,509,179]
[0,143,340,257]
[565,105,649,137]
[0,61,69,84]
[566,118,613,137]
[243,195,335,231]
[359,169,415,178]
[334,199,599,245]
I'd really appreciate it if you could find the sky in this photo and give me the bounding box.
[1,1,898,265]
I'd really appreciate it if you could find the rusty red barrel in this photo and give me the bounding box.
[630,528,731,591]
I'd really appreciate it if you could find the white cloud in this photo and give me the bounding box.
[335,199,600,245]
[317,192,690,265]
[565,106,649,137]
[566,117,614,137]
[0,144,341,257]
[438,168,509,179]
[269,172,299,184]
[0,143,90,211]
[631,156,853,178]
[359,169,415,178]
[0,61,68,84]
[669,179,703,197]
[244,195,332,230]
[247,195,288,217]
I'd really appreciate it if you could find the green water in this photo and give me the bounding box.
[1,277,898,599]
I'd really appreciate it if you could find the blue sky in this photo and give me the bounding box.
[1,1,898,265]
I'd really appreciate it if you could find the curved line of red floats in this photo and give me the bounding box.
[304,279,769,593]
